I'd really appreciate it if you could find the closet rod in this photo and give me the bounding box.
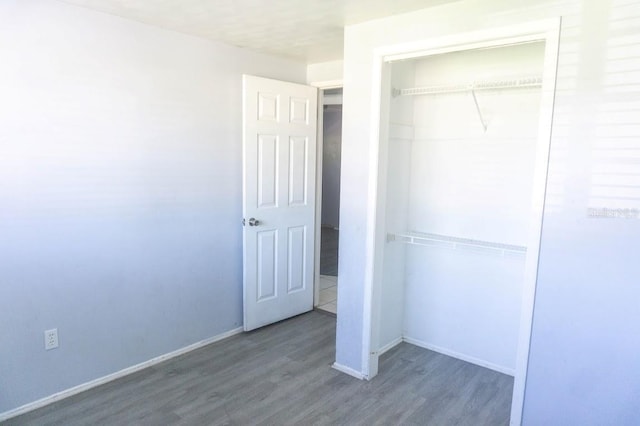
[392,76,542,97]
[387,231,527,256]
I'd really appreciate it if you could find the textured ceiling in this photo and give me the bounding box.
[61,0,458,63]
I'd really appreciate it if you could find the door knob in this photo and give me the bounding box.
[248,217,260,226]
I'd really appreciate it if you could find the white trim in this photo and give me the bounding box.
[402,337,516,377]
[309,79,343,89]
[511,17,562,426]
[332,362,365,380]
[361,53,388,380]
[0,327,244,422]
[313,89,325,308]
[313,81,343,309]
[373,335,515,375]
[379,21,557,62]
[361,17,562,426]
[376,337,403,356]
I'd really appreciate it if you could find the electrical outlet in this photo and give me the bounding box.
[44,328,59,350]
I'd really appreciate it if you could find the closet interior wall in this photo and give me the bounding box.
[379,42,546,374]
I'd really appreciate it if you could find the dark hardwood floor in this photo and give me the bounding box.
[6,312,513,425]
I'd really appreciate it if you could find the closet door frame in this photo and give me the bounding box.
[362,18,561,426]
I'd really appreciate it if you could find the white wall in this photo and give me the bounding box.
[307,60,344,85]
[408,44,544,246]
[0,0,305,414]
[337,0,640,423]
[377,61,414,351]
[384,43,544,374]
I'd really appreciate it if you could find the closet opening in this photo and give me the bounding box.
[364,20,560,425]
[315,87,343,315]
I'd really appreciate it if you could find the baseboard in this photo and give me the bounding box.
[376,337,403,356]
[0,326,244,422]
[331,362,365,380]
[402,337,515,376]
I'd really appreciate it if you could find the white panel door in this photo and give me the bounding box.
[243,75,318,331]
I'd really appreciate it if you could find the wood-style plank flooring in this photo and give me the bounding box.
[6,312,513,425]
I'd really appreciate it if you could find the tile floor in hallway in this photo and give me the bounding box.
[317,275,337,314]
[317,226,338,315]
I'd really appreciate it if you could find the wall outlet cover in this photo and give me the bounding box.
[44,328,59,350]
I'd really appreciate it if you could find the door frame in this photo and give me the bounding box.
[361,18,561,425]
[310,80,343,308]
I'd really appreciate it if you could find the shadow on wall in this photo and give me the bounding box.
[321,104,342,228]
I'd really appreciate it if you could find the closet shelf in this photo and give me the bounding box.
[392,76,543,97]
[387,231,527,256]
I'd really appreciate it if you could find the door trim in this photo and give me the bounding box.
[362,18,561,426]
[312,80,343,308]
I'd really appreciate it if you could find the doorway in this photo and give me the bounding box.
[317,88,343,314]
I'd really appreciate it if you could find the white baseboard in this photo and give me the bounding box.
[0,326,244,422]
[331,362,365,380]
[376,337,403,356]
[402,337,515,376]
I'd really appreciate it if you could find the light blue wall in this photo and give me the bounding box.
[0,0,305,413]
[339,0,640,423]
[524,217,640,423]
[522,1,640,419]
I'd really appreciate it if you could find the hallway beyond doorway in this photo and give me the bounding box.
[318,226,338,314]
[320,226,338,276]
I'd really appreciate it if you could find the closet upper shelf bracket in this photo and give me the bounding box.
[470,90,488,132]
[391,76,542,132]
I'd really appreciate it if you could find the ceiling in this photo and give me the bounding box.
[61,0,458,63]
